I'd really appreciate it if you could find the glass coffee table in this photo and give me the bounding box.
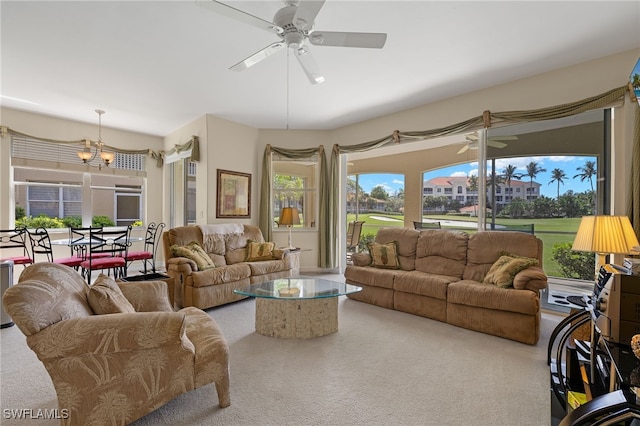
[234,277,362,339]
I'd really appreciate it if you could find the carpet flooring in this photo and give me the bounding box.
[1,289,562,425]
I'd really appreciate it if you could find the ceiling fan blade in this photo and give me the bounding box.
[293,0,326,32]
[488,140,508,149]
[457,144,470,155]
[230,42,285,71]
[295,46,325,84]
[309,31,387,48]
[198,1,283,35]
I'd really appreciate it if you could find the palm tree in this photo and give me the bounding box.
[548,168,567,199]
[573,160,597,192]
[502,164,522,201]
[525,161,547,199]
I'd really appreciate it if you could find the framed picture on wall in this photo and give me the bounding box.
[216,169,251,218]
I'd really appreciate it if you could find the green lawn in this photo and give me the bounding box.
[346,213,587,278]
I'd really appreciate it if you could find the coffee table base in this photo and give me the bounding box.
[255,297,338,339]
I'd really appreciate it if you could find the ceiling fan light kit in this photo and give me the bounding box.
[204,0,387,84]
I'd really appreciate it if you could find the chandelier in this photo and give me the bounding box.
[77,109,114,168]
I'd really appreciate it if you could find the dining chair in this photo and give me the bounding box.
[80,226,132,282]
[123,222,166,274]
[27,227,84,270]
[0,227,34,269]
[69,226,109,260]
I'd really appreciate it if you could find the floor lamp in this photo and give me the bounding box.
[571,215,640,276]
[279,207,301,249]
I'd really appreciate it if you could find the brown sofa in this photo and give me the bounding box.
[344,228,548,344]
[162,224,294,310]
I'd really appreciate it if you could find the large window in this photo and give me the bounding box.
[419,109,607,282]
[11,135,147,228]
[272,157,319,229]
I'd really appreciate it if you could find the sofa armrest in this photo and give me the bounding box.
[351,253,371,266]
[167,256,197,272]
[512,266,548,292]
[273,248,286,260]
[28,312,193,360]
[117,280,174,312]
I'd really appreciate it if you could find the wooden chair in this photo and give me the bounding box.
[123,222,165,274]
[414,221,441,229]
[80,226,132,282]
[27,227,83,270]
[0,227,33,269]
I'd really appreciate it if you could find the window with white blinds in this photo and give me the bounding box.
[11,136,145,171]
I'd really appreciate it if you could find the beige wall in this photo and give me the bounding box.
[2,48,638,271]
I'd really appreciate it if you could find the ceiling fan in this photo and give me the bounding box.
[199,0,387,84]
[456,132,518,154]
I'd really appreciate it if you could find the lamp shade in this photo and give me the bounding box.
[572,215,640,255]
[279,207,301,226]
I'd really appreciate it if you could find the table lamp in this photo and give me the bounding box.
[572,215,640,273]
[279,207,301,249]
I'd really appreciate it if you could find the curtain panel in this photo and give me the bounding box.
[259,145,329,267]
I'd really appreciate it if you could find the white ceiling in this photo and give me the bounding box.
[1,1,639,137]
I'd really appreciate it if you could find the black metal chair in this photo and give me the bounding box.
[123,222,165,274]
[414,221,441,229]
[27,227,84,270]
[0,227,34,269]
[79,226,132,282]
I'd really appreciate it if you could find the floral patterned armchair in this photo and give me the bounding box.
[2,262,230,425]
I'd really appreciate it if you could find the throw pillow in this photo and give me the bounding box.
[246,241,276,261]
[483,255,539,288]
[368,241,401,269]
[171,241,216,270]
[88,274,136,314]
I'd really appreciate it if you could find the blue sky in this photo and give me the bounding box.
[353,155,597,198]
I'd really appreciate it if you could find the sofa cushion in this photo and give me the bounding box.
[246,259,290,276]
[447,280,539,315]
[246,241,276,261]
[483,255,539,288]
[393,270,457,300]
[369,241,401,269]
[190,263,251,287]
[344,265,396,289]
[374,227,420,270]
[415,230,468,278]
[171,242,216,271]
[88,274,136,314]
[463,231,542,281]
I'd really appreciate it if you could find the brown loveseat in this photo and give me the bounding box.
[2,262,230,425]
[163,224,294,310]
[344,228,548,344]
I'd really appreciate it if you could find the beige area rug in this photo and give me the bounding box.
[1,293,561,426]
